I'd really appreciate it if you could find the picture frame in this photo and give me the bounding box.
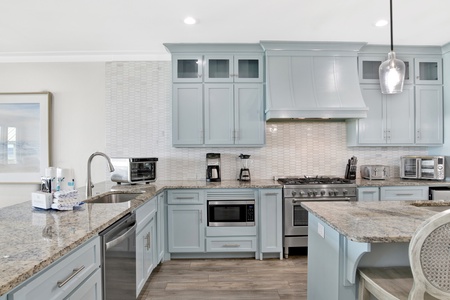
[0,92,52,183]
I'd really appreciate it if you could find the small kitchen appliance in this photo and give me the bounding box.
[238,154,251,181]
[206,153,221,182]
[360,165,390,180]
[110,157,158,184]
[344,156,358,180]
[400,155,445,181]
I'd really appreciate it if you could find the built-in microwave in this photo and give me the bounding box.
[207,200,255,227]
[400,155,445,180]
[110,157,158,184]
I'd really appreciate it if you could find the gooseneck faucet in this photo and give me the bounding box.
[86,151,115,197]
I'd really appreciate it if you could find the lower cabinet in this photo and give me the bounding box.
[157,192,165,263]
[206,237,257,252]
[136,214,156,297]
[66,268,102,300]
[8,236,101,300]
[380,186,429,201]
[357,187,380,201]
[168,204,205,252]
[259,189,283,259]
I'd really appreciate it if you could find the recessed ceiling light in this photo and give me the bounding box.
[184,17,197,25]
[375,19,388,27]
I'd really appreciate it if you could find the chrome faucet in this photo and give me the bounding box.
[86,152,115,197]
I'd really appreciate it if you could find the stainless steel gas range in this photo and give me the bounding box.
[278,176,357,258]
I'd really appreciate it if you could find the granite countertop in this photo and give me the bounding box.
[302,200,450,244]
[0,179,280,297]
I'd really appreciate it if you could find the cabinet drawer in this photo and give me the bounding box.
[9,237,101,300]
[380,186,429,201]
[168,190,204,204]
[136,196,157,232]
[206,237,257,252]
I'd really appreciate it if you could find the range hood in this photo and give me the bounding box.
[261,41,368,120]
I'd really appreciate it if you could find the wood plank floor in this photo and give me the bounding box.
[137,254,308,300]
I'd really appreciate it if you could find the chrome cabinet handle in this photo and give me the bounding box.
[264,193,279,196]
[223,244,240,248]
[417,130,421,140]
[57,266,85,288]
[145,232,151,250]
[199,210,203,223]
[175,196,195,200]
[395,193,414,196]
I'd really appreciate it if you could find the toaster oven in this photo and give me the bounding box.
[400,156,445,181]
[110,157,158,184]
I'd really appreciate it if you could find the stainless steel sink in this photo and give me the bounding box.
[85,192,142,204]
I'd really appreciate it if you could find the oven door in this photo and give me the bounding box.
[207,200,255,227]
[284,198,309,236]
[130,161,156,182]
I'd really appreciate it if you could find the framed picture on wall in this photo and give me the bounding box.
[0,92,52,183]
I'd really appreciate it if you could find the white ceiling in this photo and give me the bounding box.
[1,0,450,61]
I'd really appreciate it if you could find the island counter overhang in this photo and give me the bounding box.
[301,200,450,300]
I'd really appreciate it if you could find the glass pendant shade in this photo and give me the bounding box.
[379,51,405,94]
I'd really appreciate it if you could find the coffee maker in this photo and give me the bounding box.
[238,154,251,181]
[206,153,221,182]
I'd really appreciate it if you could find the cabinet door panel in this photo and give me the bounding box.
[234,54,263,83]
[386,85,414,144]
[205,55,233,82]
[168,205,205,252]
[414,58,442,84]
[204,84,234,145]
[358,85,386,144]
[415,86,443,144]
[172,84,203,145]
[234,84,264,145]
[172,55,203,83]
[259,190,282,254]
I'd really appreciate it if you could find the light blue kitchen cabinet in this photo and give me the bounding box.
[234,84,265,145]
[7,237,101,300]
[358,55,413,85]
[66,268,102,300]
[157,192,165,264]
[204,54,263,83]
[172,84,203,146]
[414,57,442,84]
[415,85,443,144]
[380,186,429,201]
[357,187,380,201]
[347,85,414,145]
[136,214,156,297]
[204,84,234,145]
[172,54,203,83]
[259,189,283,259]
[166,43,265,148]
[167,204,206,253]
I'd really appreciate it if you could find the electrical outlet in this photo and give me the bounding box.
[318,223,325,238]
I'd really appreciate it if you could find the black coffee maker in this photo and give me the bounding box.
[206,153,221,182]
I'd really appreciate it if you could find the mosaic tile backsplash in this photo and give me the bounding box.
[105,61,428,181]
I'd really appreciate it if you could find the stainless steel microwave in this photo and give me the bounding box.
[400,155,445,181]
[207,200,255,227]
[110,157,158,184]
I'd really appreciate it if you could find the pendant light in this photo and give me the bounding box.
[379,0,405,94]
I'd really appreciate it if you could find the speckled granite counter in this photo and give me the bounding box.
[0,179,280,297]
[302,200,450,244]
[355,177,450,187]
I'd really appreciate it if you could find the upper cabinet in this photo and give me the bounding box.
[349,45,444,146]
[414,58,442,84]
[165,43,265,148]
[204,54,263,83]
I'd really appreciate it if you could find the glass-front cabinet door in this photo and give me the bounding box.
[359,56,413,85]
[172,54,203,82]
[234,55,263,83]
[205,54,263,83]
[205,55,234,82]
[414,58,442,84]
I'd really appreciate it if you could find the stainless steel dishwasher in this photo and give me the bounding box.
[100,213,137,300]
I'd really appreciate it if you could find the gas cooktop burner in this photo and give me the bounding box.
[278,176,353,185]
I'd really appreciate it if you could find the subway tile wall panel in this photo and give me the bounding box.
[106,61,427,181]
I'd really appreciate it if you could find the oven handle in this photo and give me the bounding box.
[291,197,352,203]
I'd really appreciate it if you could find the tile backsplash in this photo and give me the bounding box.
[106,61,427,180]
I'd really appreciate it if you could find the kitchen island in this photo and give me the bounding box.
[302,200,450,300]
[0,179,280,298]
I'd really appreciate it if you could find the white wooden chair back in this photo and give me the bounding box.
[408,209,450,299]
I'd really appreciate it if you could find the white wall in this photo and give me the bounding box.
[0,63,107,207]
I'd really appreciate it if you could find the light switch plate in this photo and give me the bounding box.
[318,223,325,238]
